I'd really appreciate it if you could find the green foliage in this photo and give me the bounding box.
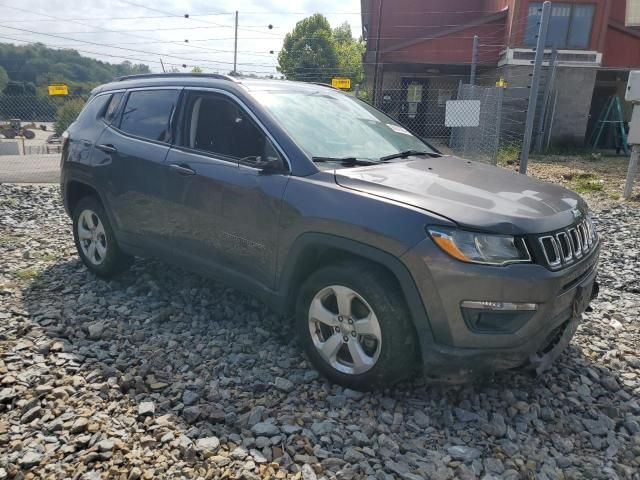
[571,173,604,193]
[54,98,85,135]
[278,14,339,84]
[333,22,353,43]
[0,43,151,95]
[334,34,365,86]
[191,66,203,73]
[496,145,521,166]
[0,65,8,92]
[278,16,364,87]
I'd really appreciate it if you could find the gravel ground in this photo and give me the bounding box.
[1,184,639,480]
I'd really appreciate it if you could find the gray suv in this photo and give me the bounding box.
[61,73,599,390]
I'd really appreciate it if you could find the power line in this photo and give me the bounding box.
[0,34,276,76]
[115,0,281,37]
[0,23,278,68]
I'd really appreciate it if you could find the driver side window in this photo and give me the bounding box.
[182,91,280,166]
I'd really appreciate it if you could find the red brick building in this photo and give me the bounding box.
[361,0,640,146]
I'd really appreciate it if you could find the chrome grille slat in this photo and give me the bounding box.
[555,231,573,262]
[569,228,582,257]
[537,217,598,269]
[539,236,561,267]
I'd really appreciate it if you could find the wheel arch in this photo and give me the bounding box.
[65,180,104,216]
[277,233,435,349]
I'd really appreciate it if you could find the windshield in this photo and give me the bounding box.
[250,88,436,161]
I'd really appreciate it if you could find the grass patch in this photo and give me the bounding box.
[496,145,521,166]
[0,232,17,246]
[0,197,17,207]
[571,172,604,193]
[14,267,42,281]
[37,252,59,262]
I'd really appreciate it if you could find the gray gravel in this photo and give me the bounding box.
[1,184,639,479]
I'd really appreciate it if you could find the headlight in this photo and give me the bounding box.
[427,226,531,266]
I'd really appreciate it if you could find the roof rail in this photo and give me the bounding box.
[114,72,236,82]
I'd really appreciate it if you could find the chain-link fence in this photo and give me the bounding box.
[355,78,533,165]
[0,94,86,182]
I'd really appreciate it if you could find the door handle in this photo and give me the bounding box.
[96,144,117,154]
[169,163,196,176]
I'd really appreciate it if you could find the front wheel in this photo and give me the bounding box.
[296,260,420,390]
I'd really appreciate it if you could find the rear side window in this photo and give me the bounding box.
[72,94,111,130]
[104,92,124,124]
[119,89,180,143]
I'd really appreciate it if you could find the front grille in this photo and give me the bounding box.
[536,218,598,269]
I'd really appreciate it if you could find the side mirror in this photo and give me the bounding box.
[257,156,285,173]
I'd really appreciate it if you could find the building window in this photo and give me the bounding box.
[524,3,594,49]
[627,0,640,26]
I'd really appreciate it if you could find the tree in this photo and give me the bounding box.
[333,25,365,86]
[0,42,151,91]
[277,14,338,84]
[0,65,8,93]
[333,22,353,44]
[191,66,203,73]
[54,97,85,135]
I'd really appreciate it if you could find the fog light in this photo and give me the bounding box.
[461,301,538,311]
[460,301,538,334]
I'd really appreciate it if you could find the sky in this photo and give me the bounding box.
[0,0,363,76]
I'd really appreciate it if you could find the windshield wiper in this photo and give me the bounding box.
[379,150,436,162]
[312,156,377,166]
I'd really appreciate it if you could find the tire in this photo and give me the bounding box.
[296,260,420,390]
[72,196,133,278]
[22,129,36,140]
[1,129,16,139]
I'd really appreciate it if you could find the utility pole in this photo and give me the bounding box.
[233,10,238,75]
[159,58,166,73]
[372,0,384,107]
[470,35,479,85]
[520,1,551,175]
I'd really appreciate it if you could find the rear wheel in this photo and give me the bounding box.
[72,196,133,278]
[1,129,16,139]
[22,129,36,140]
[296,260,420,390]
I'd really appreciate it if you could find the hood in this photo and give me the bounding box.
[334,156,587,235]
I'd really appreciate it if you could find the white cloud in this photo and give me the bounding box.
[0,0,362,76]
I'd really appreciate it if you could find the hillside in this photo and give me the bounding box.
[0,42,151,95]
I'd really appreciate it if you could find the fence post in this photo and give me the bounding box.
[624,145,639,199]
[493,86,504,165]
[520,0,552,175]
[470,35,479,86]
[535,46,558,153]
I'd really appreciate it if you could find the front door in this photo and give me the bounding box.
[163,89,289,290]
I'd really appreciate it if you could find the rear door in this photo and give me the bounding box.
[64,93,116,167]
[163,88,290,289]
[92,87,182,248]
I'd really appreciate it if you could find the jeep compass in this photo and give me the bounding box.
[61,73,599,390]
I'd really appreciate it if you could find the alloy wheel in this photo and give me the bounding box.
[77,209,108,266]
[308,285,382,375]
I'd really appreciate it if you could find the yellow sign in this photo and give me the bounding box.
[331,77,351,90]
[48,84,69,96]
[496,78,508,88]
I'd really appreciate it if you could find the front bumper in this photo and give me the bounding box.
[401,237,600,381]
